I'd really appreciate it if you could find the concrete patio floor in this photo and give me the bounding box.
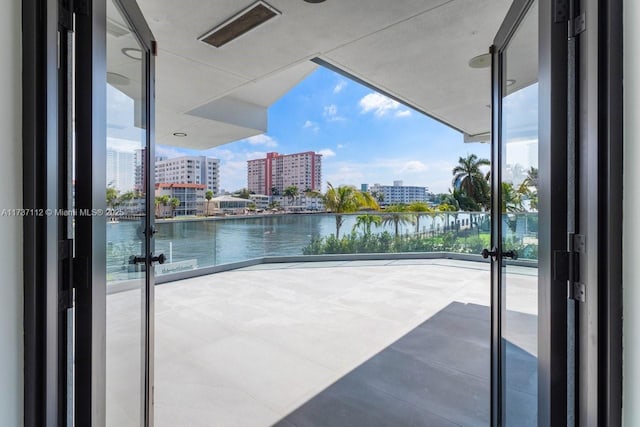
[107,259,537,426]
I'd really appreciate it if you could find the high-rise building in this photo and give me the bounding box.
[134,148,146,192]
[369,180,429,206]
[106,148,135,192]
[248,151,322,196]
[155,155,220,195]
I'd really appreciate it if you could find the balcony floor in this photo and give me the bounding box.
[110,259,538,426]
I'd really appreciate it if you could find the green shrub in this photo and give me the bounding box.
[302,230,538,260]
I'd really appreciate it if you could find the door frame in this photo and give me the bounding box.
[22,0,64,424]
[75,0,157,425]
[490,0,569,424]
[575,0,624,424]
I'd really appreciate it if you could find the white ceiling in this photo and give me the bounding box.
[119,0,515,149]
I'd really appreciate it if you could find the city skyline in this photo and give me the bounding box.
[155,66,492,194]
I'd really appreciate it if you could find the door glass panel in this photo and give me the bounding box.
[105,0,148,424]
[500,1,538,425]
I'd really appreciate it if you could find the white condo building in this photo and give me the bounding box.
[155,155,220,195]
[369,180,429,206]
[106,148,135,192]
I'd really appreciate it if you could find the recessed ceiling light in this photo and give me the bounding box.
[173,132,187,137]
[122,47,143,60]
[303,0,326,3]
[199,1,280,48]
[468,53,491,69]
[506,79,516,86]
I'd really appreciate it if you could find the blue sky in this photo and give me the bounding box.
[156,66,492,194]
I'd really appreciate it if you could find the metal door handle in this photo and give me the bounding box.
[130,255,146,265]
[482,247,498,260]
[151,253,166,265]
[129,253,166,265]
[481,247,518,260]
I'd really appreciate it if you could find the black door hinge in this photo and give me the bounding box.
[572,12,586,37]
[58,239,74,311]
[553,0,570,23]
[58,0,74,31]
[554,233,585,302]
[74,0,89,16]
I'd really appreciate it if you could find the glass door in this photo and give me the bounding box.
[489,0,541,425]
[103,0,157,425]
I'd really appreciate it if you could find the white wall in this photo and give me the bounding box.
[623,0,640,424]
[0,0,22,422]
[0,0,22,424]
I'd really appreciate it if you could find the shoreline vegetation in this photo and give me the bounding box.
[152,210,539,261]
[153,210,329,223]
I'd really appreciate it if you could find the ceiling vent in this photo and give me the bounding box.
[199,1,280,48]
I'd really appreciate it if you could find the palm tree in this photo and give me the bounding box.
[407,201,431,234]
[268,201,281,210]
[283,185,299,206]
[170,197,180,216]
[118,190,134,204]
[205,190,214,216]
[437,192,460,211]
[452,188,481,211]
[522,167,538,189]
[452,154,490,206]
[154,195,170,218]
[518,167,538,211]
[236,188,251,199]
[106,187,119,209]
[382,205,415,239]
[321,182,379,238]
[353,214,383,235]
[371,190,385,204]
[304,188,321,210]
[502,182,524,213]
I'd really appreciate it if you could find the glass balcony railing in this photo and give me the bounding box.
[106,211,538,281]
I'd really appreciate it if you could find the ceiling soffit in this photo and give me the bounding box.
[133,0,513,148]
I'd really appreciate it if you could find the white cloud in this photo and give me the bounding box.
[323,104,345,122]
[218,161,248,192]
[359,92,407,118]
[325,165,364,185]
[318,148,336,158]
[244,151,269,161]
[333,80,347,94]
[155,145,188,159]
[303,120,320,133]
[108,137,141,154]
[337,144,344,149]
[402,160,428,172]
[244,134,278,147]
[203,147,235,161]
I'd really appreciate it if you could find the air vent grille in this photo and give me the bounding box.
[199,1,280,48]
